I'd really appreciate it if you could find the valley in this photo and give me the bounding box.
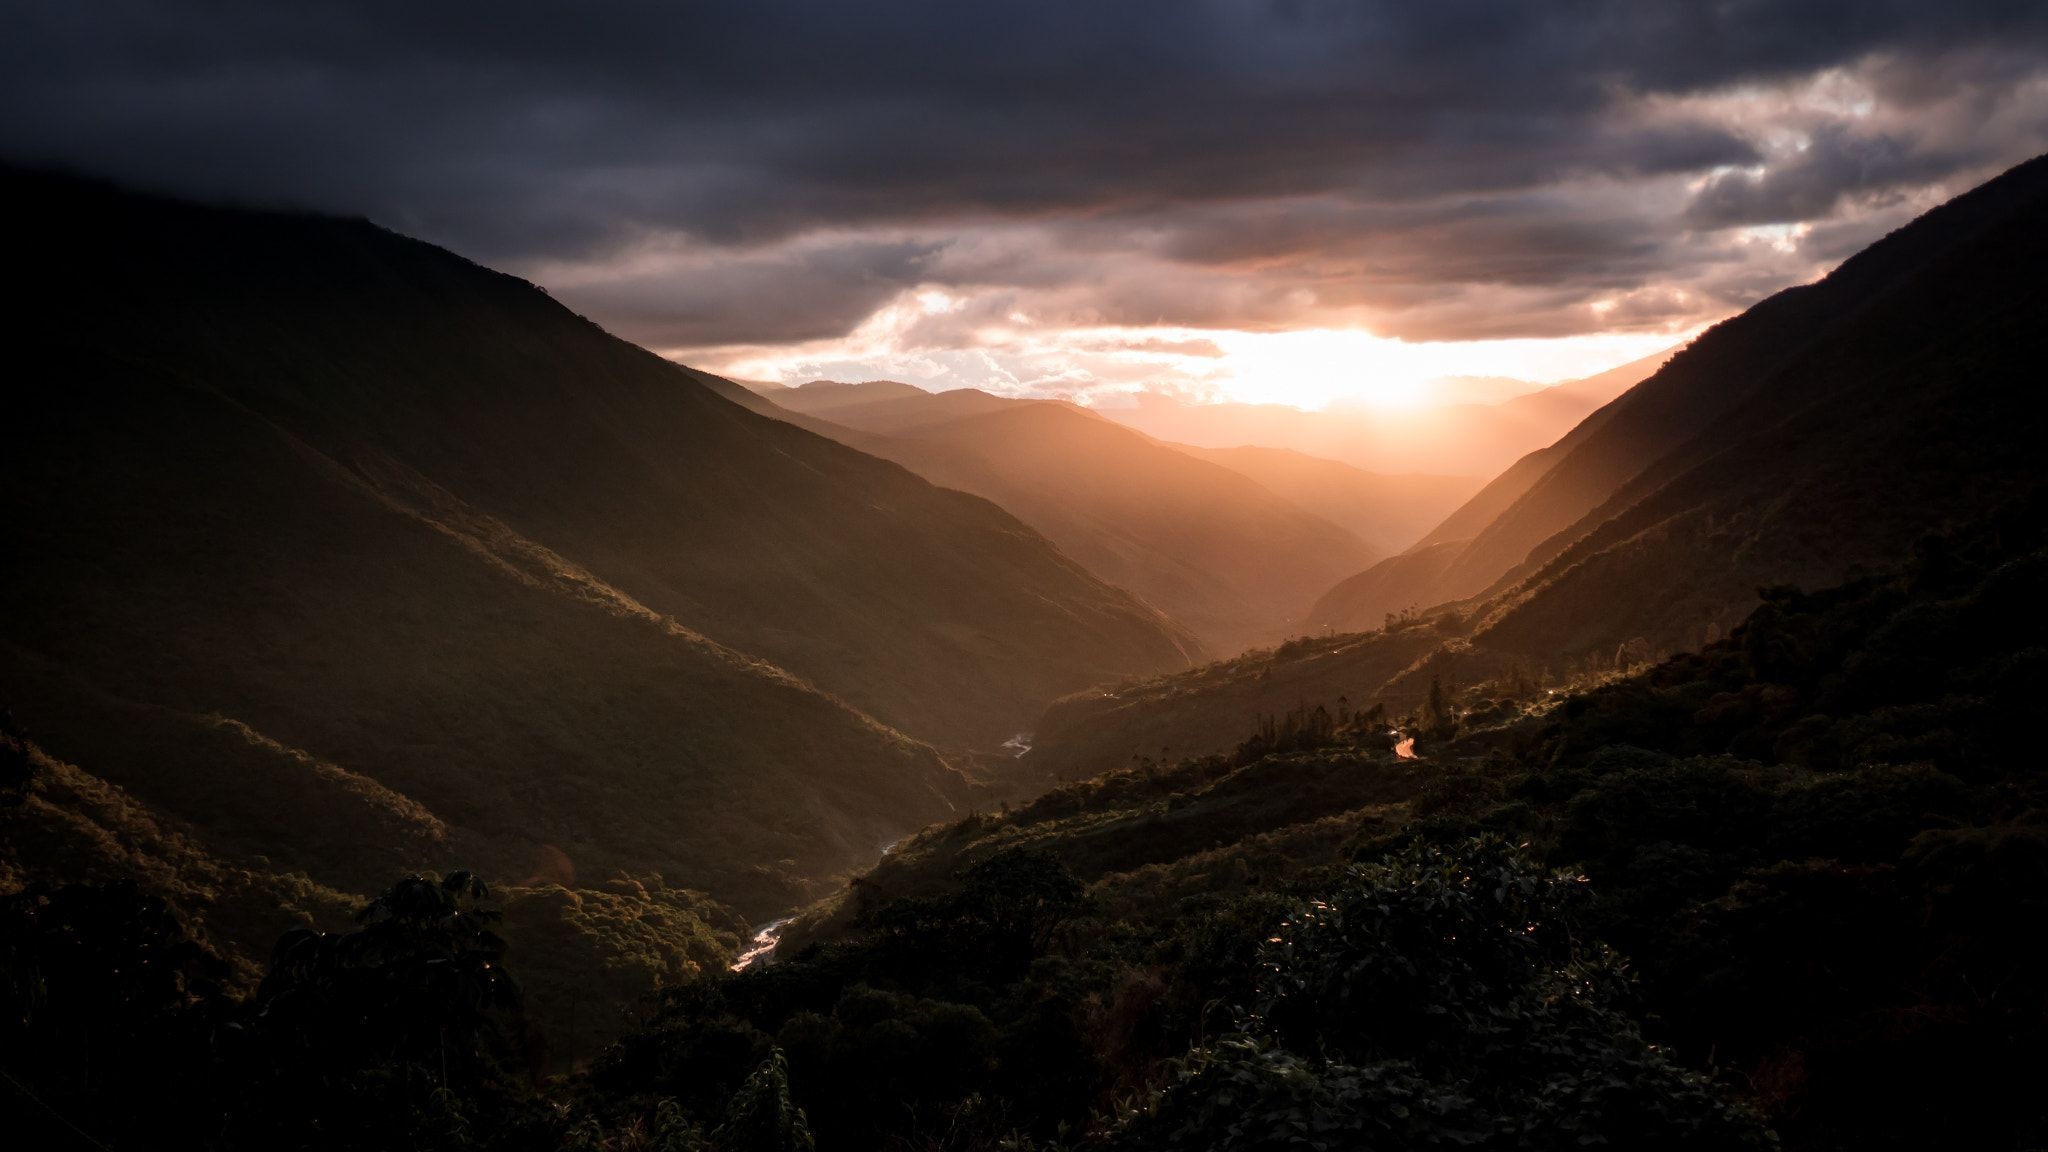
[4,59,2045,1152]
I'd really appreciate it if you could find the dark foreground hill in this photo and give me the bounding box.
[0,168,1198,928]
[1046,153,2048,777]
[753,383,1379,653]
[16,470,2037,1151]
[731,491,2045,1152]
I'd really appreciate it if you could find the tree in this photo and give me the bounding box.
[232,870,533,1149]
[714,1048,815,1152]
[0,881,231,1149]
[1420,675,1457,740]
[1105,838,1775,1151]
[0,715,32,807]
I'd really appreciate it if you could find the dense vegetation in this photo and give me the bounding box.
[8,491,2040,1148]
[6,145,2045,1152]
[2,165,1205,926]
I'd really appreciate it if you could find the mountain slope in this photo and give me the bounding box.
[1094,351,1667,476]
[2,169,1196,914]
[769,381,1018,432]
[1306,400,1627,630]
[1171,444,1481,555]
[1042,153,2048,776]
[1472,154,2048,660]
[1312,157,2048,637]
[749,384,1380,653]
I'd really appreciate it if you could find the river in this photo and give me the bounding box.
[730,828,916,971]
[730,917,793,972]
[734,727,1414,969]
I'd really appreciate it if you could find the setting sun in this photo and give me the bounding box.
[693,302,1699,414]
[7,4,2044,1146]
[1198,327,1691,410]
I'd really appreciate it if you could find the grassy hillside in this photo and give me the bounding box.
[0,723,748,1067]
[1027,623,1453,780]
[1315,160,2046,639]
[2,169,1206,929]
[727,491,2046,1152]
[1301,539,1473,633]
[750,384,1379,653]
[1051,154,2048,780]
[1469,150,2048,662]
[7,156,2043,1152]
[13,491,2034,1149]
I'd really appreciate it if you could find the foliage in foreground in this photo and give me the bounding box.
[1106,838,1771,1151]
[4,503,2044,1150]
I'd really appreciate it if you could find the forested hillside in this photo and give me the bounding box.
[0,168,1200,1064]
[8,2,2046,1149]
[1047,153,2048,777]
[14,479,2038,1149]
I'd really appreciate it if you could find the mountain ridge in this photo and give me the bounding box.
[1,167,1200,923]
[751,382,1382,653]
[1043,152,2048,778]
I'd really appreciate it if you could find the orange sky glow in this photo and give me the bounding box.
[683,299,1708,412]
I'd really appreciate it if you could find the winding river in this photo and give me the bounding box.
[733,726,1399,971]
[730,828,916,971]
[730,917,793,972]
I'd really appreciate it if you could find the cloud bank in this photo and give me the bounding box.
[5,1,2045,395]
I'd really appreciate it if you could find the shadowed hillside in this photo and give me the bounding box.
[752,383,1380,653]
[1044,153,2048,778]
[741,490,2048,1152]
[1314,153,2048,638]
[1466,151,2048,659]
[2,169,1199,921]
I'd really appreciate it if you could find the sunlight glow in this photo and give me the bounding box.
[1194,328,1686,410]
[684,288,1701,411]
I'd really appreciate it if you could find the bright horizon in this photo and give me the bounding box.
[6,6,2048,1148]
[686,311,1707,412]
[20,6,2035,415]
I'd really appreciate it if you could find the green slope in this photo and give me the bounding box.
[2,169,1196,918]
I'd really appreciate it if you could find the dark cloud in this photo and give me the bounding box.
[1685,124,1962,228]
[3,0,2045,347]
[552,238,945,347]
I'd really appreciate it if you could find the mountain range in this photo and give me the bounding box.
[1035,151,2048,778]
[1094,349,1669,476]
[7,145,2048,1152]
[0,169,1200,926]
[738,382,1471,652]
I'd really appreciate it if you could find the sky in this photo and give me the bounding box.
[5,1,2046,410]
